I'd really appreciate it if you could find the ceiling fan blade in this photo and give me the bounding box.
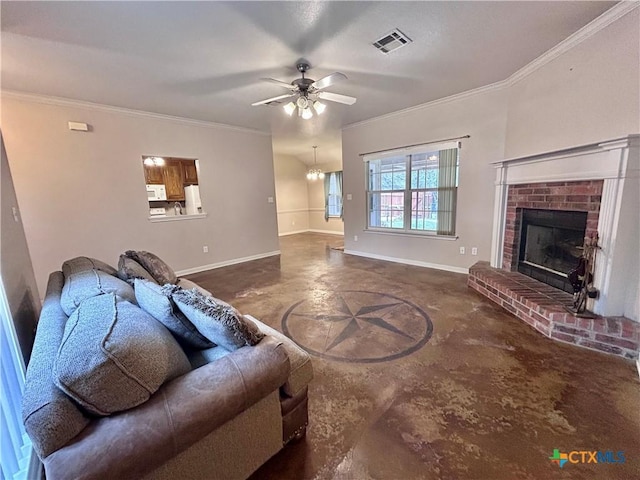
[260,78,297,90]
[318,91,357,105]
[311,72,347,91]
[251,94,295,106]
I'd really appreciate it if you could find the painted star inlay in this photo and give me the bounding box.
[282,290,434,363]
[291,295,415,351]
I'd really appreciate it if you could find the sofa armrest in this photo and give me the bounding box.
[43,336,290,480]
[247,316,314,397]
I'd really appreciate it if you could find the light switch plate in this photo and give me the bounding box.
[346,194,353,201]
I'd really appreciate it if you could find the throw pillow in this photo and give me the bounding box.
[60,269,136,316]
[62,256,117,278]
[124,250,177,285]
[54,294,191,416]
[172,289,264,351]
[117,255,157,286]
[134,279,213,349]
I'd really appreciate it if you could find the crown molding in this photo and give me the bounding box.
[343,79,508,130]
[0,90,271,136]
[508,1,639,86]
[344,2,638,131]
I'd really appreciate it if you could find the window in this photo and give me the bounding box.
[0,279,33,480]
[365,142,459,236]
[324,171,343,220]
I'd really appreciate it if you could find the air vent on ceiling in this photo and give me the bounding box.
[373,29,412,54]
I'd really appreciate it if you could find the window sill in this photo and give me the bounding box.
[148,213,208,223]
[364,228,458,241]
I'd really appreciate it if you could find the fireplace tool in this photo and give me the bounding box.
[565,233,599,317]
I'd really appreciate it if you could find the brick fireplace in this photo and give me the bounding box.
[469,136,639,361]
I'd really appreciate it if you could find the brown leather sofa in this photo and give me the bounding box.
[23,271,313,480]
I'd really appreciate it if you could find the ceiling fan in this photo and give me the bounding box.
[251,61,357,119]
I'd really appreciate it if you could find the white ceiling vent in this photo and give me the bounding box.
[373,29,412,54]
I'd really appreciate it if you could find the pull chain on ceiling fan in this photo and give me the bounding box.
[252,61,357,119]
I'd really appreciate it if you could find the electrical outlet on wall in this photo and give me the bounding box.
[354,235,358,242]
[459,247,465,255]
[472,247,478,255]
[203,246,209,253]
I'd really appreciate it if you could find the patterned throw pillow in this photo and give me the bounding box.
[172,289,264,351]
[123,250,177,285]
[134,279,213,349]
[117,255,158,286]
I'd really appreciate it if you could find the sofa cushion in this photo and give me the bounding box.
[134,279,213,349]
[172,289,264,351]
[22,272,90,459]
[117,255,157,286]
[62,256,117,278]
[60,269,136,316]
[124,250,177,285]
[54,293,191,416]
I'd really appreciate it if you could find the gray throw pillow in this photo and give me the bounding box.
[124,250,177,285]
[62,256,117,278]
[172,289,264,351]
[54,294,191,416]
[117,255,158,286]
[134,279,213,349]
[60,269,136,316]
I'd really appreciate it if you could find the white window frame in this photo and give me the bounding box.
[364,141,460,237]
[327,172,342,218]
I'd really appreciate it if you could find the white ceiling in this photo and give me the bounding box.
[1,1,616,164]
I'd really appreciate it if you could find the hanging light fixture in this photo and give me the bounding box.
[306,146,325,181]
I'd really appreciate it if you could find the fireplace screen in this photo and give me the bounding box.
[518,209,588,293]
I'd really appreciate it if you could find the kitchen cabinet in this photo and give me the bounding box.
[163,159,185,201]
[144,164,164,184]
[183,160,198,185]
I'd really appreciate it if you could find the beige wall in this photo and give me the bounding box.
[1,132,40,362]
[342,87,508,272]
[505,8,640,158]
[273,154,309,235]
[1,96,279,297]
[307,160,344,234]
[342,9,639,273]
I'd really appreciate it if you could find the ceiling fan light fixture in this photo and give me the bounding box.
[313,101,326,115]
[296,96,309,109]
[301,107,313,120]
[283,102,296,116]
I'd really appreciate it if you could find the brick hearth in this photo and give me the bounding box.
[469,261,640,360]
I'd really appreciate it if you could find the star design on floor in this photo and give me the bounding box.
[282,290,434,363]
[291,295,415,351]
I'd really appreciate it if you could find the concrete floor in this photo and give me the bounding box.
[188,233,640,480]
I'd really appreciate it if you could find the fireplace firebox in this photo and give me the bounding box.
[517,209,588,293]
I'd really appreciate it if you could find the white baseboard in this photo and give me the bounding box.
[308,229,344,236]
[344,249,469,274]
[278,229,310,237]
[175,250,280,276]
